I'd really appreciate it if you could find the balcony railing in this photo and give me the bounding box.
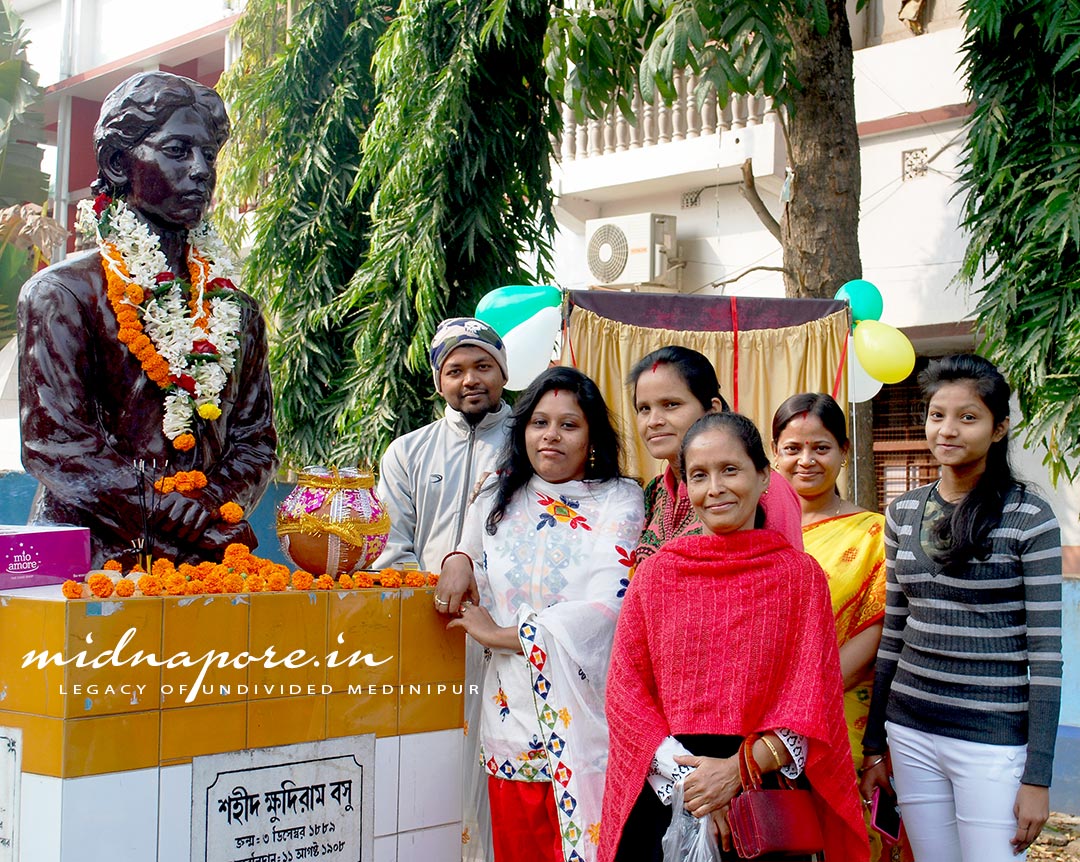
[558,72,777,161]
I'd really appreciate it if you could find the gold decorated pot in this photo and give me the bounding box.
[276,467,389,575]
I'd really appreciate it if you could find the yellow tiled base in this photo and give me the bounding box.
[1,586,465,775]
[247,694,326,749]
[160,701,248,764]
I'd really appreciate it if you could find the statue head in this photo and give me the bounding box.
[93,72,230,230]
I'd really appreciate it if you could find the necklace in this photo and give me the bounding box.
[77,194,242,451]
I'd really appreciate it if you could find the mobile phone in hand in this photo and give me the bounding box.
[870,786,901,845]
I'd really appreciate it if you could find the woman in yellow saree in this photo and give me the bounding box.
[772,393,901,862]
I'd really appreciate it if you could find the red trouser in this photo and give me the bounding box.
[487,774,564,862]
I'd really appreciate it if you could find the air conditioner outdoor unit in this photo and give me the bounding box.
[585,213,677,289]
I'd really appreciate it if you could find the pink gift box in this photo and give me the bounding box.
[0,525,91,589]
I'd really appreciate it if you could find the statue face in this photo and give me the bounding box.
[121,106,219,231]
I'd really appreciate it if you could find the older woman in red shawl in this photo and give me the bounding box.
[601,412,868,862]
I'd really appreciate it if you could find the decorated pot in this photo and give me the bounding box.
[276,467,389,576]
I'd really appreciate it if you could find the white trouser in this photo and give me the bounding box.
[885,721,1027,862]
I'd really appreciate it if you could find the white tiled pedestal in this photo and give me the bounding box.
[13,730,464,862]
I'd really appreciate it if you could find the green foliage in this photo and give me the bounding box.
[0,2,50,343]
[217,0,394,470]
[220,0,557,469]
[331,0,558,462]
[546,0,824,123]
[959,0,1080,483]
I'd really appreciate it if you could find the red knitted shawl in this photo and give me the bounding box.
[600,529,869,862]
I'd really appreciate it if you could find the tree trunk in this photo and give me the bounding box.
[781,1,877,509]
[781,0,862,299]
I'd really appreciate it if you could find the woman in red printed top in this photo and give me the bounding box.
[629,346,802,564]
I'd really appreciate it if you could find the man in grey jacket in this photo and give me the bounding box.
[373,317,511,581]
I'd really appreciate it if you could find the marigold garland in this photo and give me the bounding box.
[78,195,242,450]
[60,559,436,600]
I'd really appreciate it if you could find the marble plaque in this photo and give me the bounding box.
[0,727,20,862]
[191,735,374,862]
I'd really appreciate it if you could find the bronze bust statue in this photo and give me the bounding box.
[18,72,277,566]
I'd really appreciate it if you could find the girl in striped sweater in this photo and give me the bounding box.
[860,354,1062,861]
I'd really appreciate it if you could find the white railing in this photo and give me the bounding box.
[559,71,776,161]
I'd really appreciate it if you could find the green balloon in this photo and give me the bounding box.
[835,279,883,323]
[476,284,561,336]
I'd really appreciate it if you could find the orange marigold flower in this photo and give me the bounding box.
[338,573,354,590]
[404,572,426,588]
[267,571,288,592]
[272,564,291,581]
[177,563,197,578]
[426,572,440,587]
[151,557,176,578]
[130,334,151,353]
[173,433,196,451]
[137,574,161,596]
[174,473,196,493]
[196,561,217,577]
[164,573,187,595]
[245,573,266,593]
[154,476,176,494]
[222,573,244,593]
[353,571,374,588]
[125,284,144,304]
[224,543,250,559]
[185,579,206,595]
[378,570,402,589]
[291,570,314,591]
[203,573,224,594]
[219,502,244,524]
[87,573,114,598]
[314,574,335,591]
[114,578,135,598]
[61,579,84,599]
[192,471,208,489]
[103,559,123,572]
[117,327,138,344]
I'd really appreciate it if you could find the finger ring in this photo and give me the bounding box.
[863,799,872,806]
[434,597,448,607]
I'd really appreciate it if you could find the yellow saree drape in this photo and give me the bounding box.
[804,510,891,861]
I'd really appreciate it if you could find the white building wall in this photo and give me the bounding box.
[13,0,236,86]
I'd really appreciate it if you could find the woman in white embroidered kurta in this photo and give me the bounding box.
[444,366,644,862]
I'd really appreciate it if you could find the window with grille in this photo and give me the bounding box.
[872,356,942,510]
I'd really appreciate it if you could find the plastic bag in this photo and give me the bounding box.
[661,780,723,862]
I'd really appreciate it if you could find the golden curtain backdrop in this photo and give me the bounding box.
[565,305,850,483]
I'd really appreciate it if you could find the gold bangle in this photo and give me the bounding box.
[761,735,784,771]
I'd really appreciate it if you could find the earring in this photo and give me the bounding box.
[588,447,596,471]
[841,460,848,468]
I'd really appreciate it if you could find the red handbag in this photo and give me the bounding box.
[727,733,824,859]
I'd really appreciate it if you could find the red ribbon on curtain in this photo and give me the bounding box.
[730,296,739,412]
[831,336,848,401]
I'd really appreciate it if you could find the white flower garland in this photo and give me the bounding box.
[77,197,244,448]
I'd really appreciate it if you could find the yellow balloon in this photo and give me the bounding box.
[853,320,915,384]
